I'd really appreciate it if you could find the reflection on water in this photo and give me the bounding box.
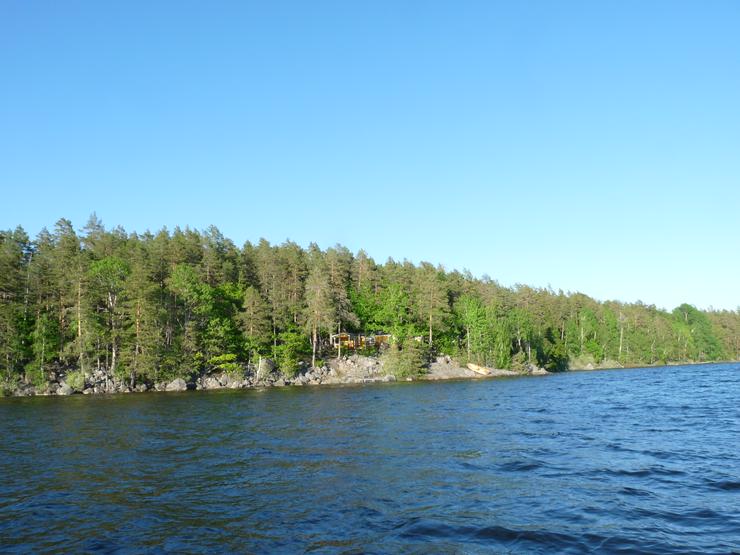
[1,363,739,553]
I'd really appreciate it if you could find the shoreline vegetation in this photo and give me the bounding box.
[1,216,739,398]
[2,356,735,398]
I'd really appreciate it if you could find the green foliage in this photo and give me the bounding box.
[239,286,271,354]
[208,353,242,376]
[382,340,429,379]
[275,330,310,377]
[672,304,725,361]
[374,283,412,338]
[0,217,738,393]
[0,376,17,397]
[89,256,130,290]
[510,351,528,372]
[543,338,569,372]
[24,363,48,388]
[585,339,604,363]
[65,370,86,392]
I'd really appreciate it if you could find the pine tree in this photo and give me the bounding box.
[304,261,336,367]
[413,262,449,348]
[239,286,271,362]
[0,227,29,380]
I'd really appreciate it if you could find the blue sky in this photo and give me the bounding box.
[1,1,738,311]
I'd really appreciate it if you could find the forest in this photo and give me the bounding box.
[1,216,738,390]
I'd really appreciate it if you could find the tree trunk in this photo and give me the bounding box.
[77,279,84,372]
[311,325,317,368]
[131,300,141,388]
[272,321,277,358]
[428,312,433,346]
[110,292,117,379]
[466,325,471,361]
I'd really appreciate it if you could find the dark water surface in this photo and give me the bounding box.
[2,363,739,553]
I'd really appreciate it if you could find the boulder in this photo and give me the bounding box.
[467,363,491,376]
[257,358,276,379]
[165,378,188,392]
[14,384,35,396]
[203,376,222,390]
[57,384,73,396]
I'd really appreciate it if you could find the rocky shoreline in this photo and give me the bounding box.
[2,355,551,398]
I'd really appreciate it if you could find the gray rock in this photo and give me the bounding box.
[257,358,276,379]
[57,384,73,396]
[165,378,188,392]
[274,378,286,387]
[135,383,148,392]
[203,376,222,390]
[14,384,34,396]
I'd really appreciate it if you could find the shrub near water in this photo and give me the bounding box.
[0,378,15,397]
[208,354,242,377]
[276,331,311,377]
[382,341,429,379]
[65,370,86,392]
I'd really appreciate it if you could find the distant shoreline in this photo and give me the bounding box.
[3,357,736,399]
[568,359,738,372]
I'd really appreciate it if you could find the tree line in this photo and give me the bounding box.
[1,216,738,388]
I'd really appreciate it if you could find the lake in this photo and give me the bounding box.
[1,363,739,553]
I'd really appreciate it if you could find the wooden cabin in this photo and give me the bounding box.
[329,332,392,351]
[373,334,392,347]
[330,332,356,349]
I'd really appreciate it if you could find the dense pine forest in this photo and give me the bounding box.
[1,216,738,390]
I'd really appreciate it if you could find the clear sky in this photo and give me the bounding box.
[1,1,738,311]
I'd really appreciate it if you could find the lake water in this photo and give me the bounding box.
[1,363,739,553]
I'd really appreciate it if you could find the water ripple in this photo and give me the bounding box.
[1,362,739,553]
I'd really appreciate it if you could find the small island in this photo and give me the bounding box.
[1,217,738,397]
